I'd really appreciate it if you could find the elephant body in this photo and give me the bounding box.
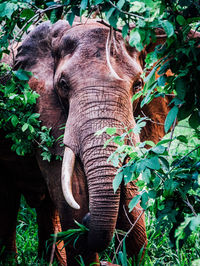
[0,18,170,265]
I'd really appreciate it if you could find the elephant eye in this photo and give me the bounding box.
[59,77,70,90]
[133,79,144,92]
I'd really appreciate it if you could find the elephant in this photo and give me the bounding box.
[0,18,171,265]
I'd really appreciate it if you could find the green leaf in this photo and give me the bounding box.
[67,12,75,26]
[164,106,178,133]
[160,20,174,37]
[189,111,200,129]
[122,24,129,39]
[129,30,141,48]
[142,168,151,183]
[106,127,116,135]
[128,194,141,212]
[20,9,35,19]
[11,115,19,127]
[113,171,123,193]
[80,0,88,11]
[176,15,186,26]
[130,1,145,12]
[141,192,148,210]
[93,0,103,4]
[175,78,186,100]
[145,156,160,170]
[151,145,165,154]
[22,123,29,132]
[117,0,125,9]
[159,156,169,171]
[177,135,188,144]
[148,190,157,199]
[131,90,143,103]
[105,7,115,20]
[157,75,166,87]
[0,2,18,19]
[13,69,32,81]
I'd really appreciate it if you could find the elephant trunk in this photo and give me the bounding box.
[62,86,138,252]
[82,144,121,251]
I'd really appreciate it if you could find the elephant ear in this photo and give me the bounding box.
[14,20,71,156]
[134,96,172,144]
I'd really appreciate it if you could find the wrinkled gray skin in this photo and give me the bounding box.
[0,19,170,265]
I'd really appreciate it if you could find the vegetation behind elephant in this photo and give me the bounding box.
[0,18,171,265]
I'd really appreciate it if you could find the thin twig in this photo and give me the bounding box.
[183,196,197,217]
[169,145,200,174]
[49,231,57,266]
[112,208,145,263]
[97,19,122,33]
[108,0,144,20]
[141,110,165,126]
[11,4,63,46]
[123,205,134,226]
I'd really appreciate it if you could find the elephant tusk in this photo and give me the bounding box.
[61,147,80,210]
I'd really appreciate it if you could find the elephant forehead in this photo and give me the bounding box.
[57,24,123,56]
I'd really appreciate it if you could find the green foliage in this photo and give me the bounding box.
[15,196,200,265]
[55,220,88,249]
[0,63,54,160]
[100,118,200,250]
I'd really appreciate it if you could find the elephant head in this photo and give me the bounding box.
[14,19,158,256]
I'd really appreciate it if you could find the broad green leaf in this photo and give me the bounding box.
[93,0,103,4]
[106,127,116,135]
[128,194,141,212]
[175,78,186,100]
[117,0,125,9]
[0,2,18,19]
[148,190,157,199]
[160,20,174,37]
[151,145,165,154]
[67,12,75,26]
[113,171,123,193]
[164,106,178,133]
[122,24,129,39]
[105,7,115,20]
[159,156,169,171]
[141,192,149,209]
[13,69,32,81]
[145,140,155,147]
[189,111,200,129]
[157,139,173,145]
[177,135,188,144]
[157,75,166,87]
[22,123,29,132]
[20,9,35,19]
[132,122,146,134]
[190,215,200,231]
[176,15,186,26]
[129,30,141,48]
[11,115,19,127]
[108,14,118,29]
[80,0,88,10]
[130,1,145,12]
[131,90,143,103]
[142,168,151,183]
[145,156,160,170]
